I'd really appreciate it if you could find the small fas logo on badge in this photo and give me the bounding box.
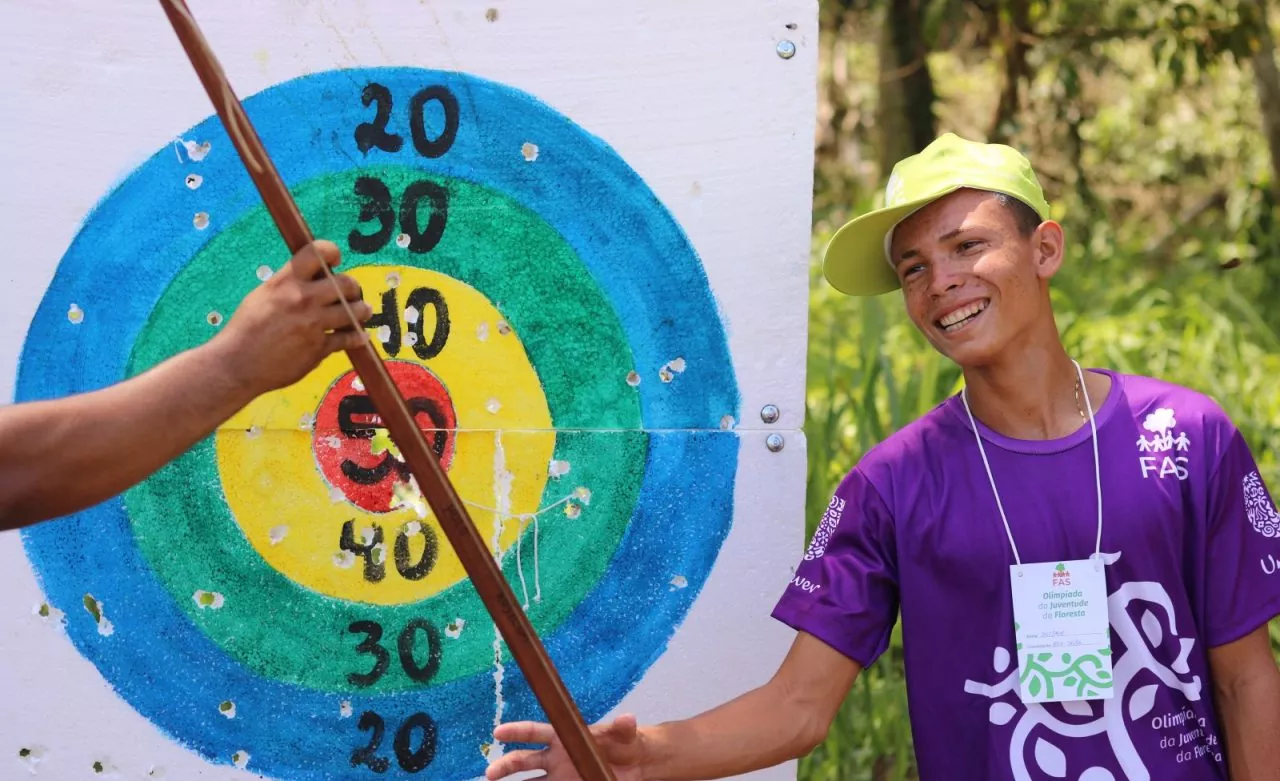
[1137,407,1190,480]
[1051,562,1071,587]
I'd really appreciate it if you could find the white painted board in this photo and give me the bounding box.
[0,2,817,779]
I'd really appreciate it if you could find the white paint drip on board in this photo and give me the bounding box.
[494,438,514,522]
[515,516,529,608]
[463,485,568,607]
[489,430,511,762]
[533,513,541,602]
[510,514,543,607]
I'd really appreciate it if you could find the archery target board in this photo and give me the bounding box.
[0,2,816,780]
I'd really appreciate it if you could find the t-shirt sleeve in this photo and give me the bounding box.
[1202,427,1280,647]
[771,467,899,667]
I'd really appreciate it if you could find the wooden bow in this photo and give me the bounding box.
[157,3,614,779]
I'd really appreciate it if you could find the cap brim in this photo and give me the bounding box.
[821,189,959,297]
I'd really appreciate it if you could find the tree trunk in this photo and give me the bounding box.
[813,2,861,221]
[815,4,854,174]
[876,0,937,175]
[1249,0,1280,199]
[988,0,1032,144]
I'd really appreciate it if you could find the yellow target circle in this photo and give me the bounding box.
[216,266,554,606]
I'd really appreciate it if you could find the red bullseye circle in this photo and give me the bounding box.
[312,361,457,513]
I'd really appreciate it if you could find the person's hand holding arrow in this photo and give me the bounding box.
[0,238,370,530]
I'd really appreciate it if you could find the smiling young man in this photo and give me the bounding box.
[486,134,1280,780]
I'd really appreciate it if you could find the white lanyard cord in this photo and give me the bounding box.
[960,359,1103,569]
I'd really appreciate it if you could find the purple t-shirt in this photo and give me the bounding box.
[773,369,1280,780]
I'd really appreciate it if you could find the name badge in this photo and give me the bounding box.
[1009,559,1113,704]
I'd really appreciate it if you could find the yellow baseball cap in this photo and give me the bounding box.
[822,133,1051,296]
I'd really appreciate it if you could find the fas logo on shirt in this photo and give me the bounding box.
[1136,408,1189,481]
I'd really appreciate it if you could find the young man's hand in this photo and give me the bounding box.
[486,714,646,781]
[483,634,862,781]
[212,239,373,395]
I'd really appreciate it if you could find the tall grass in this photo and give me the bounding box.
[796,246,1280,781]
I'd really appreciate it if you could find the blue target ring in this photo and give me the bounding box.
[16,68,740,779]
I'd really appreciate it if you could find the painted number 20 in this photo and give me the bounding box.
[350,710,438,774]
[355,83,459,158]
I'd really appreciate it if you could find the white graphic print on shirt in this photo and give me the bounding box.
[1243,471,1280,539]
[1136,408,1190,481]
[964,552,1222,781]
[803,494,846,561]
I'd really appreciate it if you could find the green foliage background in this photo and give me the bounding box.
[799,2,1280,778]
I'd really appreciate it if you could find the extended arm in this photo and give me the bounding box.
[0,338,256,529]
[1208,624,1280,781]
[639,632,862,780]
[0,240,371,531]
[487,631,862,781]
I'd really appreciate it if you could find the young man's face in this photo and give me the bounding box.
[887,188,1059,368]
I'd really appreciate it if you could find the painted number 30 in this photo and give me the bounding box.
[347,619,443,773]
